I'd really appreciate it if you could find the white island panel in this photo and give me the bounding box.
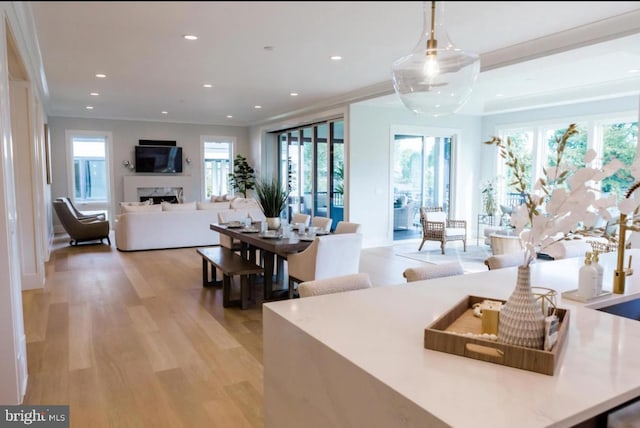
[264,251,640,428]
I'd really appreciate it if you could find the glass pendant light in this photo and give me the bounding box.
[391,1,480,117]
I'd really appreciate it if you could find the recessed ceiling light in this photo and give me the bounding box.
[161,111,168,115]
[495,93,504,98]
[90,92,99,96]
[290,92,299,97]
[263,46,275,51]
[629,69,640,73]
[330,55,342,61]
[226,115,233,119]
[86,106,94,110]
[254,105,262,109]
[95,73,106,78]
[183,34,198,41]
[203,83,213,88]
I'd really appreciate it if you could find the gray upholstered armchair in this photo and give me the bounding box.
[53,199,110,246]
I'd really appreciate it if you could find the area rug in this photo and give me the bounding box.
[394,241,492,273]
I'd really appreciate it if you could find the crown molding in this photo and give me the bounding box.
[480,9,640,72]
[6,2,50,114]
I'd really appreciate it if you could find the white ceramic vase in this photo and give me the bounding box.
[498,265,546,349]
[266,217,281,230]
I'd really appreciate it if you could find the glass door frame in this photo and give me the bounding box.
[277,119,344,229]
[388,125,459,242]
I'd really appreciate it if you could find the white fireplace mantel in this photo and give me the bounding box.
[123,175,195,202]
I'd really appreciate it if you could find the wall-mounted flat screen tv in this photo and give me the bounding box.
[135,146,183,173]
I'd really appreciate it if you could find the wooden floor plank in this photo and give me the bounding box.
[127,304,159,333]
[68,302,94,371]
[22,290,49,343]
[21,233,425,427]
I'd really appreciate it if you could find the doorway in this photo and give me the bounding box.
[392,132,452,241]
[278,119,344,230]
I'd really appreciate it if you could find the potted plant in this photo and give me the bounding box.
[480,179,497,216]
[228,155,256,198]
[255,178,289,230]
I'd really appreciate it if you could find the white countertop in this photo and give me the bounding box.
[264,250,640,427]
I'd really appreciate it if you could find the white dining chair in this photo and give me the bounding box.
[484,251,526,270]
[287,233,363,298]
[402,261,464,282]
[298,273,372,298]
[311,216,332,233]
[291,213,311,227]
[217,210,246,252]
[334,221,361,234]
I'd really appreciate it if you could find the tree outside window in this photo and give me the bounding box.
[601,121,638,197]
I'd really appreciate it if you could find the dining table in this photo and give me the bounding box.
[209,222,316,300]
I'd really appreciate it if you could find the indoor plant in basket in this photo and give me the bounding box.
[485,124,622,349]
[255,178,289,230]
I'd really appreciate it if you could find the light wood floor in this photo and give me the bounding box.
[21,234,425,427]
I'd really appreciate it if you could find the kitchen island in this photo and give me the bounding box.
[263,250,640,427]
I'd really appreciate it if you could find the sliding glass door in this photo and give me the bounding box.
[392,132,452,240]
[277,119,344,230]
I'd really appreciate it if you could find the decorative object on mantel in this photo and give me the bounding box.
[485,124,623,349]
[228,155,256,198]
[391,1,480,116]
[255,178,289,230]
[122,160,135,171]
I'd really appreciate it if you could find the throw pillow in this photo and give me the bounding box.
[427,211,447,223]
[210,194,229,202]
[230,197,258,210]
[120,200,153,208]
[121,204,162,213]
[196,201,230,210]
[162,201,196,211]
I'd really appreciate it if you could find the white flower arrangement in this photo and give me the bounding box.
[485,124,623,267]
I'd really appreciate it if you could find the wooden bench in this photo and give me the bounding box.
[197,247,264,309]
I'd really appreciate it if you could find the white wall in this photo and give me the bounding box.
[349,103,482,247]
[0,1,48,404]
[48,116,250,225]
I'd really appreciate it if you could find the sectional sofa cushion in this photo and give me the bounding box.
[121,204,162,213]
[162,201,196,211]
[196,201,232,210]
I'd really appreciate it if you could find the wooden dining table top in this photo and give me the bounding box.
[209,223,316,256]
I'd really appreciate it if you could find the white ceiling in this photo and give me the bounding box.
[29,1,640,127]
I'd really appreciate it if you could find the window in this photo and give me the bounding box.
[66,131,112,219]
[494,116,638,204]
[599,121,638,196]
[201,137,234,199]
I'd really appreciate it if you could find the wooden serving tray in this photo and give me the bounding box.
[424,295,570,376]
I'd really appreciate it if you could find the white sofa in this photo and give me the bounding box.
[115,198,265,251]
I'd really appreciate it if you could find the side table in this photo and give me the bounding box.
[477,214,495,245]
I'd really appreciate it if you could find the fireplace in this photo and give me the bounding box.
[137,186,183,204]
[140,195,178,204]
[123,175,194,204]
